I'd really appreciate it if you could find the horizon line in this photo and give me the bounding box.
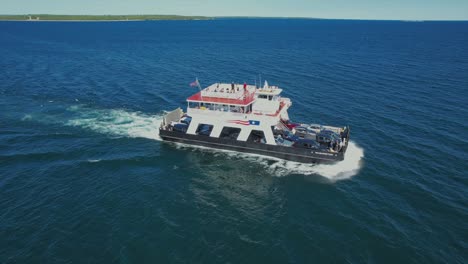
[0,14,467,22]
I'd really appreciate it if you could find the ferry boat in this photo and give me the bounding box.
[159,80,350,163]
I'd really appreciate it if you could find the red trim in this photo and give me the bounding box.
[228,120,250,126]
[187,91,255,106]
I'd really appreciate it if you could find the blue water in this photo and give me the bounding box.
[1,19,467,263]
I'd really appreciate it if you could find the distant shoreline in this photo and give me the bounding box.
[0,15,213,21]
[0,19,201,22]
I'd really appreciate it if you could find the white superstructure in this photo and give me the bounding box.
[182,82,292,145]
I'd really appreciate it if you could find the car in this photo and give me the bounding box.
[197,124,213,136]
[173,123,188,133]
[320,129,335,135]
[294,126,316,139]
[281,130,300,142]
[307,124,322,133]
[293,138,321,149]
[316,131,341,144]
[180,116,192,125]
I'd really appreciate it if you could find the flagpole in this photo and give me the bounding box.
[196,77,203,101]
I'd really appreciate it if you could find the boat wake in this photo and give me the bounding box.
[263,141,364,181]
[66,105,164,141]
[64,105,364,181]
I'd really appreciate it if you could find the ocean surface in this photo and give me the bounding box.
[0,19,467,263]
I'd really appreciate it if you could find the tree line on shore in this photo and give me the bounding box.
[0,14,213,21]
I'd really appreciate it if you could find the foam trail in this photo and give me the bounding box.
[174,141,364,182]
[66,105,164,140]
[266,141,365,181]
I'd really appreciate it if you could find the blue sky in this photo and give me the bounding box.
[2,0,468,20]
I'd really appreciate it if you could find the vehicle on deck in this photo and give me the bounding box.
[294,126,317,139]
[293,138,321,149]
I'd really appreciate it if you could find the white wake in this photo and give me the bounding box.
[264,141,364,181]
[66,105,164,140]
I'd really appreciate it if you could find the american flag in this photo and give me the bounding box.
[228,120,260,126]
[190,79,199,87]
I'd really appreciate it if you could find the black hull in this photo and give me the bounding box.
[159,129,346,164]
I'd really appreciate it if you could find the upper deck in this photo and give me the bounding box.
[187,83,257,106]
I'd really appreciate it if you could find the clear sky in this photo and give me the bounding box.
[2,0,468,20]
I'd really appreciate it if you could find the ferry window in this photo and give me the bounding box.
[220,127,241,140]
[247,130,265,143]
[268,96,272,101]
[196,124,213,136]
[259,95,267,99]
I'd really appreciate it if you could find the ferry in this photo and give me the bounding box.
[159,80,350,163]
